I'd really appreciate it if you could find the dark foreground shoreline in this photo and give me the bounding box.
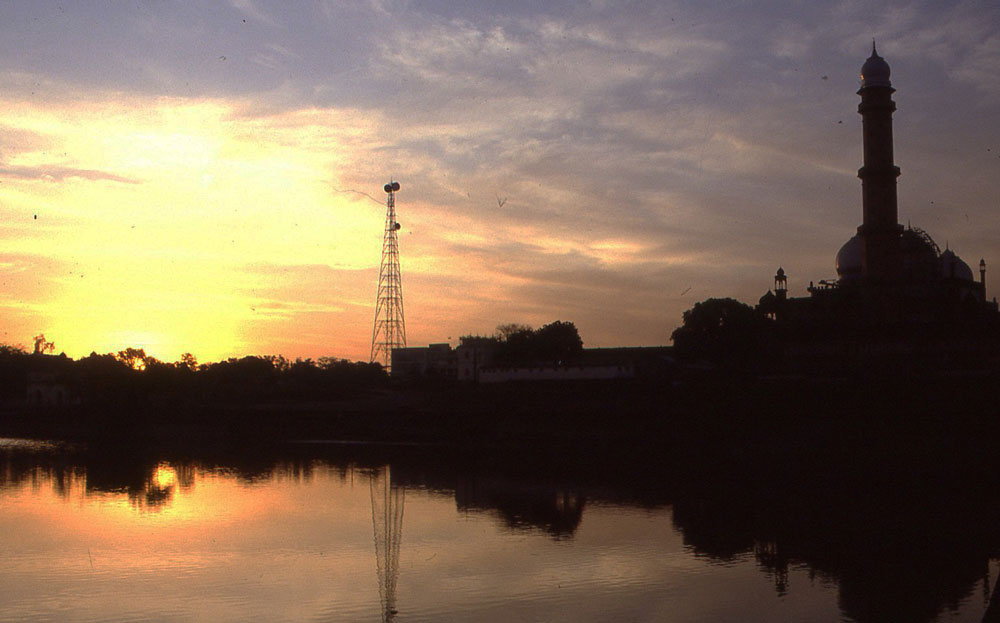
[2,375,999,478]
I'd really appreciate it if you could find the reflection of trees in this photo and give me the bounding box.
[124,462,200,511]
[670,473,1000,623]
[390,442,1000,622]
[2,438,1000,621]
[0,446,182,511]
[85,448,169,509]
[0,444,85,500]
[455,477,585,539]
[132,480,173,510]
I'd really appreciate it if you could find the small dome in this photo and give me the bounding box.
[940,249,974,281]
[836,234,863,281]
[860,42,891,88]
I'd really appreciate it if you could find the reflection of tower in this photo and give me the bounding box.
[370,181,406,372]
[857,42,903,281]
[370,465,404,622]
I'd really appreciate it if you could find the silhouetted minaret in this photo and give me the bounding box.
[857,42,903,281]
[981,258,987,297]
[774,267,787,301]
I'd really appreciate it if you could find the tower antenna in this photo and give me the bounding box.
[370,181,406,372]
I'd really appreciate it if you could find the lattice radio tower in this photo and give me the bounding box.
[370,181,406,371]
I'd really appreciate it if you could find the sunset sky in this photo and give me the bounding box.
[2,1,999,363]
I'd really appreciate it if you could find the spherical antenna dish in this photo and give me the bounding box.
[391,182,400,191]
[394,222,401,231]
[384,183,393,193]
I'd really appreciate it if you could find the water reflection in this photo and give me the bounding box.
[370,466,404,622]
[0,438,997,622]
[454,475,585,539]
[0,445,187,513]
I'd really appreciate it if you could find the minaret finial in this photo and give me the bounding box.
[872,39,877,55]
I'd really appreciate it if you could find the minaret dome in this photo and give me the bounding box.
[860,41,891,88]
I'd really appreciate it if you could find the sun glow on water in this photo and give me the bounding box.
[152,464,178,490]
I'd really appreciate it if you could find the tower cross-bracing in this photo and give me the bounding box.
[370,465,404,622]
[370,181,406,371]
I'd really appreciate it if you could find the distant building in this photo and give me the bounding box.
[393,340,674,383]
[26,373,72,406]
[390,343,457,380]
[455,336,498,382]
[758,45,1000,373]
[25,354,78,406]
[461,342,673,384]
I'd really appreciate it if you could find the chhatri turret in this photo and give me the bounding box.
[856,41,903,281]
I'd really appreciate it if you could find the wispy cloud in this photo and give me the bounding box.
[0,165,139,184]
[1,1,998,359]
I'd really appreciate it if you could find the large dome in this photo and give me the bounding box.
[860,43,891,88]
[900,228,940,281]
[836,234,862,281]
[837,229,946,283]
[940,249,974,281]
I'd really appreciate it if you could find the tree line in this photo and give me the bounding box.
[0,340,386,405]
[460,320,585,365]
[0,298,774,407]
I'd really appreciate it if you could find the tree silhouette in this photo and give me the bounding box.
[32,334,55,355]
[116,347,148,371]
[0,341,388,409]
[484,320,585,365]
[532,320,584,362]
[494,323,533,341]
[0,344,28,399]
[671,298,772,370]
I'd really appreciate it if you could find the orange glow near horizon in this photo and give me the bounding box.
[0,90,685,363]
[0,95,389,363]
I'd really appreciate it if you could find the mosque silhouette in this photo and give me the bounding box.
[757,44,1000,373]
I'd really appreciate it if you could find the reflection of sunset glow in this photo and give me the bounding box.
[152,463,178,489]
[4,463,279,528]
[0,456,863,621]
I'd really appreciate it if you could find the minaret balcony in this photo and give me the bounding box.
[857,165,901,179]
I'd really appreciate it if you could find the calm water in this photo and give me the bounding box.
[0,438,996,622]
